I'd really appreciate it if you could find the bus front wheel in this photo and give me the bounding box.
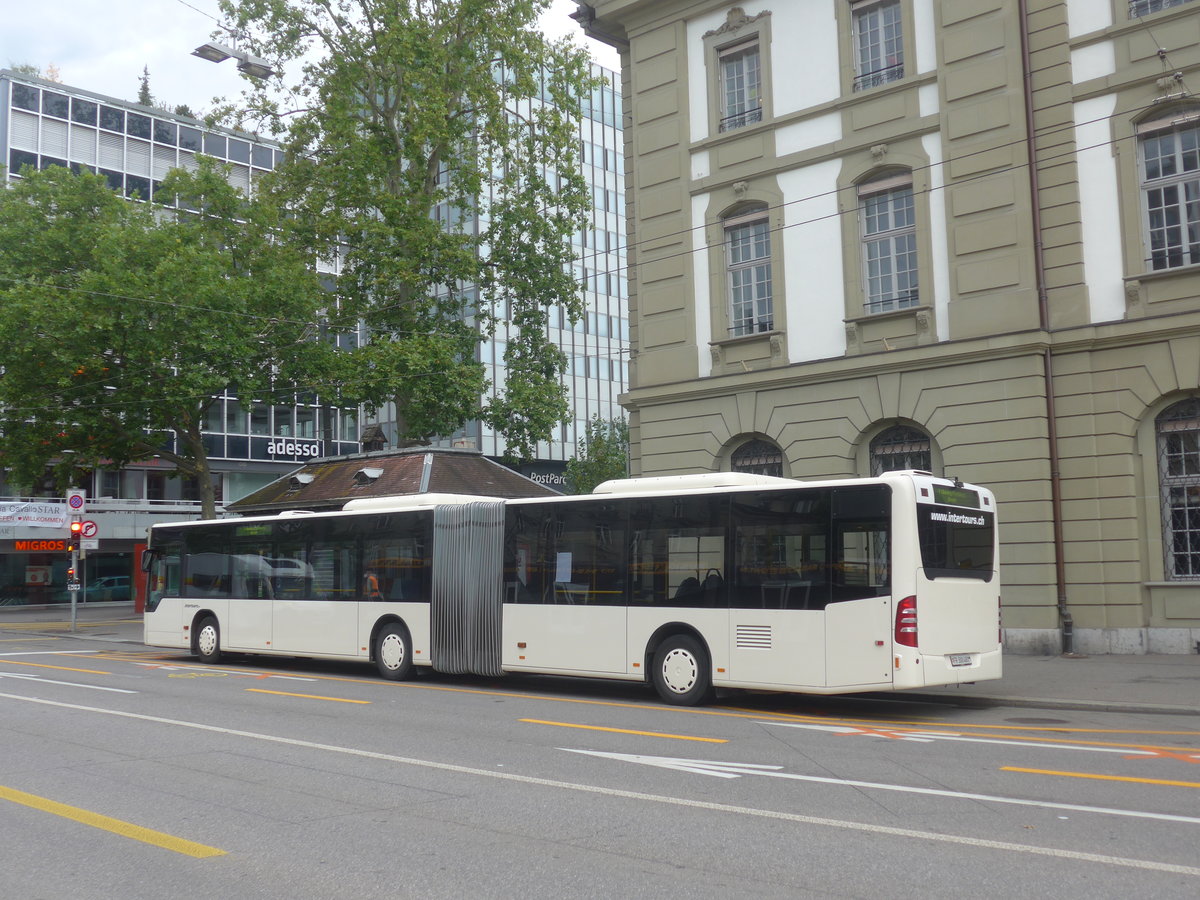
[195,616,221,664]
[375,623,414,681]
[652,635,714,706]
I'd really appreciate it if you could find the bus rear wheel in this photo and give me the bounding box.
[652,635,714,706]
[374,623,414,681]
[195,616,221,664]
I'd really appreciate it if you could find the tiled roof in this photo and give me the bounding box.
[227,447,559,514]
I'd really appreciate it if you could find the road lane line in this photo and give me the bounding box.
[1,692,1198,878]
[0,785,225,858]
[0,650,100,656]
[0,673,136,693]
[0,660,112,675]
[245,688,369,704]
[520,718,727,743]
[1003,767,1200,788]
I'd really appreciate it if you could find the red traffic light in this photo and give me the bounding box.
[70,520,83,535]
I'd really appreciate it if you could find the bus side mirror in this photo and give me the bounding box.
[141,549,154,573]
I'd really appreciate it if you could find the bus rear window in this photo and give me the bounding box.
[917,506,994,580]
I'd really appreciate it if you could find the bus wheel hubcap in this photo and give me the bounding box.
[662,649,697,693]
[198,627,216,656]
[380,634,404,669]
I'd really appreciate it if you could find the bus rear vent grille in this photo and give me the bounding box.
[736,624,772,649]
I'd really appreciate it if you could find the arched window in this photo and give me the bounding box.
[1157,398,1200,580]
[731,439,783,477]
[870,425,930,475]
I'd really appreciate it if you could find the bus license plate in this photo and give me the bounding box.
[948,653,972,667]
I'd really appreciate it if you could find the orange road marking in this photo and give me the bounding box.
[835,726,915,740]
[520,718,727,743]
[1003,767,1200,788]
[1122,748,1200,764]
[0,659,111,675]
[245,688,369,705]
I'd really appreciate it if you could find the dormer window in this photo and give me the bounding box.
[353,467,384,486]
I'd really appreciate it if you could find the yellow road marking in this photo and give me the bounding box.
[0,660,112,675]
[0,785,226,858]
[245,688,370,705]
[0,637,58,642]
[520,718,728,743]
[1003,767,1200,789]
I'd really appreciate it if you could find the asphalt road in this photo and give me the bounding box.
[2,635,1199,899]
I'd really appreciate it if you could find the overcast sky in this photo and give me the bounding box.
[1,0,619,117]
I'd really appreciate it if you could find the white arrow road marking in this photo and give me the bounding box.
[758,721,1200,760]
[1,694,1198,878]
[0,672,136,694]
[564,749,1200,826]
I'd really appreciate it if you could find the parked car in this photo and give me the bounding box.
[89,575,130,602]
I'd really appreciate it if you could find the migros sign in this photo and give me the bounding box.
[11,539,68,552]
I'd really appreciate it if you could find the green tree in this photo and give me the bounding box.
[137,66,153,106]
[0,163,330,518]
[218,0,597,458]
[565,415,628,494]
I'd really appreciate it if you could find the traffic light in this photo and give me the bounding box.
[67,520,82,554]
[66,566,77,582]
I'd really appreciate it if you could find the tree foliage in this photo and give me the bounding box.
[218,0,598,458]
[565,415,628,495]
[0,163,329,517]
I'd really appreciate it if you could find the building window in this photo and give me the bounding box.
[860,174,918,314]
[718,40,763,132]
[870,425,931,475]
[852,0,904,92]
[1140,115,1200,271]
[1131,0,1194,18]
[731,439,783,477]
[726,209,773,336]
[1157,398,1200,580]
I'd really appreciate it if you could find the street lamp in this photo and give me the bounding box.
[192,40,277,79]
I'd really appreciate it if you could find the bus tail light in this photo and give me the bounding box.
[895,596,918,647]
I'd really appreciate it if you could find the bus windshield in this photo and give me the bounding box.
[916,505,995,580]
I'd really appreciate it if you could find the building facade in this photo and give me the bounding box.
[578,0,1200,653]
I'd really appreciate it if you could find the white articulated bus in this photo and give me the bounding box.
[143,471,1001,705]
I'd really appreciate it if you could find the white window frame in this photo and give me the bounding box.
[859,174,918,314]
[1130,0,1194,18]
[1139,114,1200,271]
[852,0,904,92]
[718,39,763,132]
[725,209,773,337]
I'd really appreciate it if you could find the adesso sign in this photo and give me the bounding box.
[251,437,324,462]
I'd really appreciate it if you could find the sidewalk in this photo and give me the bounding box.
[2,603,1198,715]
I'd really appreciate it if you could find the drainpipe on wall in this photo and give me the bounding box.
[1018,0,1074,655]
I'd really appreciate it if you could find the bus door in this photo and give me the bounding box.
[824,487,893,687]
[225,553,274,651]
[271,540,360,657]
[502,501,628,675]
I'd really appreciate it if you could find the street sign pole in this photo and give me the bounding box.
[66,489,86,633]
